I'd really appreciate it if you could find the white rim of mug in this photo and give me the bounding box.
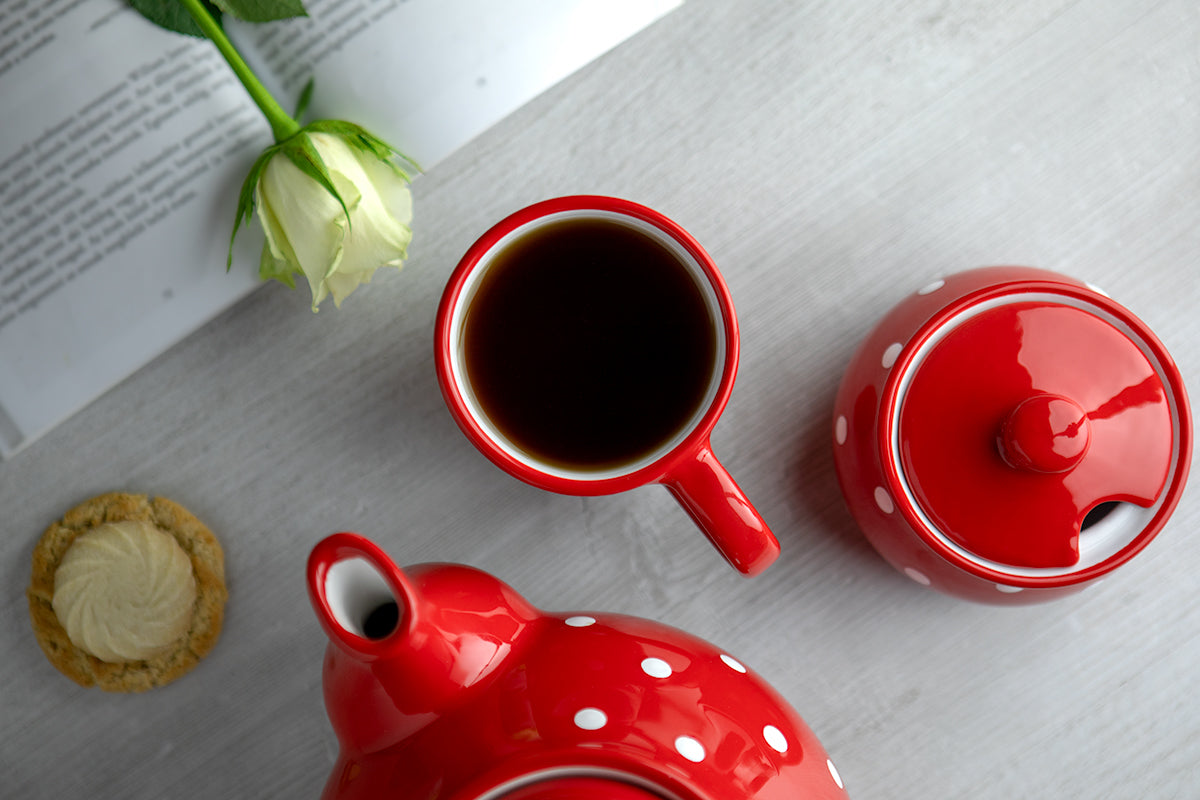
[886,290,1181,580]
[447,209,728,482]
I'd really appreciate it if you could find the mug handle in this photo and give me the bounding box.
[661,440,780,576]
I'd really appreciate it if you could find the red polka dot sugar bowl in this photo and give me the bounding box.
[832,266,1192,603]
[307,533,850,800]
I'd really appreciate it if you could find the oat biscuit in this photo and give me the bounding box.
[27,492,227,692]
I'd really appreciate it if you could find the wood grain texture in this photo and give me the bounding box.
[2,0,1198,797]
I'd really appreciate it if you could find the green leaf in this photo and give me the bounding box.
[227,144,279,270]
[258,242,298,287]
[212,0,308,22]
[294,78,315,121]
[127,0,225,36]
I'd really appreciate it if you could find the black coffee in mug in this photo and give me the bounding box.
[461,216,718,471]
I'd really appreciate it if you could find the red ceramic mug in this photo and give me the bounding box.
[435,196,779,576]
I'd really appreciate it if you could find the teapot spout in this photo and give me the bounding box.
[307,532,537,755]
[309,533,415,658]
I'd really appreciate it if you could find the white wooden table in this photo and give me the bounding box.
[3,0,1198,796]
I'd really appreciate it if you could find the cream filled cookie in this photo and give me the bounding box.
[27,493,227,692]
[53,520,198,662]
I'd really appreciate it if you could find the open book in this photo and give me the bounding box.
[0,0,680,459]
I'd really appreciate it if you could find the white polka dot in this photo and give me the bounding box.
[995,583,1024,594]
[674,736,706,762]
[904,567,931,586]
[763,725,788,753]
[641,657,672,678]
[565,616,596,627]
[720,654,747,673]
[574,707,607,730]
[881,342,903,369]
[917,279,945,295]
[827,758,844,789]
[835,415,848,445]
[873,486,894,514]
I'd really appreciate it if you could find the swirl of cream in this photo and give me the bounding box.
[52,520,197,662]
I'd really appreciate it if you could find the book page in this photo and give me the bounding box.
[0,0,681,459]
[0,0,266,459]
[228,0,683,168]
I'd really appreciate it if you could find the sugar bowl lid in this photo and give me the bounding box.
[889,276,1191,580]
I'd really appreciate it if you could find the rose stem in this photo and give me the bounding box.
[177,0,301,143]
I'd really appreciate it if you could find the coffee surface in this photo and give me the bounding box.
[463,217,717,471]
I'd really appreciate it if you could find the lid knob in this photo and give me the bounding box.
[998,394,1091,474]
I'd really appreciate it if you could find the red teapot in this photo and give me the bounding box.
[307,533,849,799]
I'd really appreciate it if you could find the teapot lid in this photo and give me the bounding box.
[497,777,664,800]
[890,288,1190,576]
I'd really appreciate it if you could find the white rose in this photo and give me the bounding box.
[237,124,415,311]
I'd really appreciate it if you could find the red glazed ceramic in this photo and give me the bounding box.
[307,533,849,800]
[833,266,1192,603]
[435,196,778,576]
